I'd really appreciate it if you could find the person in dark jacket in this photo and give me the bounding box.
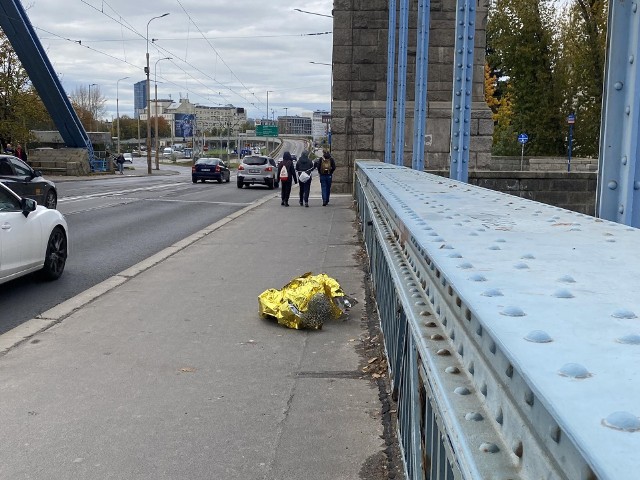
[14,144,27,164]
[316,150,336,206]
[295,150,315,207]
[279,151,298,206]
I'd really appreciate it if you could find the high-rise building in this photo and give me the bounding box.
[133,80,147,119]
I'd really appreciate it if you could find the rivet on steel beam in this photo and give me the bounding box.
[626,105,631,115]
[614,81,624,90]
[524,330,553,343]
[500,306,526,317]
[634,3,638,12]
[634,181,640,190]
[619,204,625,214]
[446,366,460,374]
[521,254,535,259]
[616,334,640,344]
[630,55,634,64]
[608,180,618,190]
[558,275,576,283]
[431,334,444,340]
[553,288,574,298]
[602,412,640,432]
[458,262,473,269]
[469,274,487,282]
[465,412,483,421]
[550,426,561,443]
[622,155,628,165]
[488,245,501,250]
[425,321,437,327]
[479,443,500,453]
[454,386,470,395]
[514,262,529,270]
[612,308,637,319]
[559,363,592,379]
[437,348,451,356]
[481,288,503,297]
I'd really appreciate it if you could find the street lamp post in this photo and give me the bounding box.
[266,90,273,154]
[284,107,288,135]
[88,83,97,132]
[116,77,129,154]
[154,56,172,170]
[146,12,170,174]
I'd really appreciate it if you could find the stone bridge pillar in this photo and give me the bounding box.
[331,0,493,193]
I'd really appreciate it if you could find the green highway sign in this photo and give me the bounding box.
[256,125,279,137]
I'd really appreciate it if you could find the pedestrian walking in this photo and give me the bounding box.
[295,150,315,207]
[278,151,297,206]
[317,150,336,206]
[14,144,27,164]
[116,153,125,174]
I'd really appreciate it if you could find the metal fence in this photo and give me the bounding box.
[355,161,639,480]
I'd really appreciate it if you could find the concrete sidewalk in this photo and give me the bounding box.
[0,193,402,480]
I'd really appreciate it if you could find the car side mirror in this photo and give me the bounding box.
[21,197,37,217]
[33,169,43,178]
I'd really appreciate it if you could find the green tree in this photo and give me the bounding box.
[555,0,607,157]
[487,0,565,155]
[0,30,52,146]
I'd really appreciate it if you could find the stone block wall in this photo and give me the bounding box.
[428,169,598,215]
[29,148,92,176]
[331,0,493,193]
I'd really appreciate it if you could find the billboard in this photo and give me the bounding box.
[175,113,195,139]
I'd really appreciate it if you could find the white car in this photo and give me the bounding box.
[0,182,69,285]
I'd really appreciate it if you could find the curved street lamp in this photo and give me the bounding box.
[154,56,172,170]
[116,76,129,154]
[146,12,170,174]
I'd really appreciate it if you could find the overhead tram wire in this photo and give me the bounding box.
[70,1,258,111]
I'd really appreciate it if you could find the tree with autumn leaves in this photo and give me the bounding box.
[486,0,607,157]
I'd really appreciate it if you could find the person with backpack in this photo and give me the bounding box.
[278,151,297,206]
[295,150,315,207]
[317,150,336,206]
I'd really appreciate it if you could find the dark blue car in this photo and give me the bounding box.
[191,158,231,184]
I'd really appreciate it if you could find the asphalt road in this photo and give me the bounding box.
[0,163,275,334]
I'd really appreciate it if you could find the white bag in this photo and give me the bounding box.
[279,165,289,181]
[299,171,311,183]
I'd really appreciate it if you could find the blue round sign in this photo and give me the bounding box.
[518,133,529,144]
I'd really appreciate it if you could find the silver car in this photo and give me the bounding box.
[236,155,279,189]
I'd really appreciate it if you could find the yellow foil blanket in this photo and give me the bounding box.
[258,272,345,329]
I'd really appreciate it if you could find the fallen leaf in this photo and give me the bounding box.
[180,367,196,373]
[368,357,378,364]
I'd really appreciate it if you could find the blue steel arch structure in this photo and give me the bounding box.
[383,0,639,226]
[0,0,96,168]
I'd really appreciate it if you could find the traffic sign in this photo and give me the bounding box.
[256,125,279,137]
[518,133,529,144]
[567,113,576,124]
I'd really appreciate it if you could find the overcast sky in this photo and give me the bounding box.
[23,0,333,121]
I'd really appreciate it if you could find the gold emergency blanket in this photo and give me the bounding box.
[258,272,345,329]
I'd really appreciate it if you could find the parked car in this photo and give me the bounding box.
[0,155,58,209]
[237,155,279,189]
[123,153,133,163]
[0,182,68,285]
[192,158,231,183]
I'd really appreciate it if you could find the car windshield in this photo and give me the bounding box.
[195,159,218,165]
[243,156,267,166]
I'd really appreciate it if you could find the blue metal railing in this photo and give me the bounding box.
[355,161,637,480]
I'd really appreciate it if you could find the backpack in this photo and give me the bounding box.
[279,163,289,181]
[320,157,332,174]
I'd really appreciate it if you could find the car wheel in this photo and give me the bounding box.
[226,173,230,183]
[266,178,274,189]
[237,179,243,188]
[217,177,223,183]
[274,180,279,188]
[201,179,206,183]
[41,226,67,280]
[192,178,197,184]
[44,189,57,209]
